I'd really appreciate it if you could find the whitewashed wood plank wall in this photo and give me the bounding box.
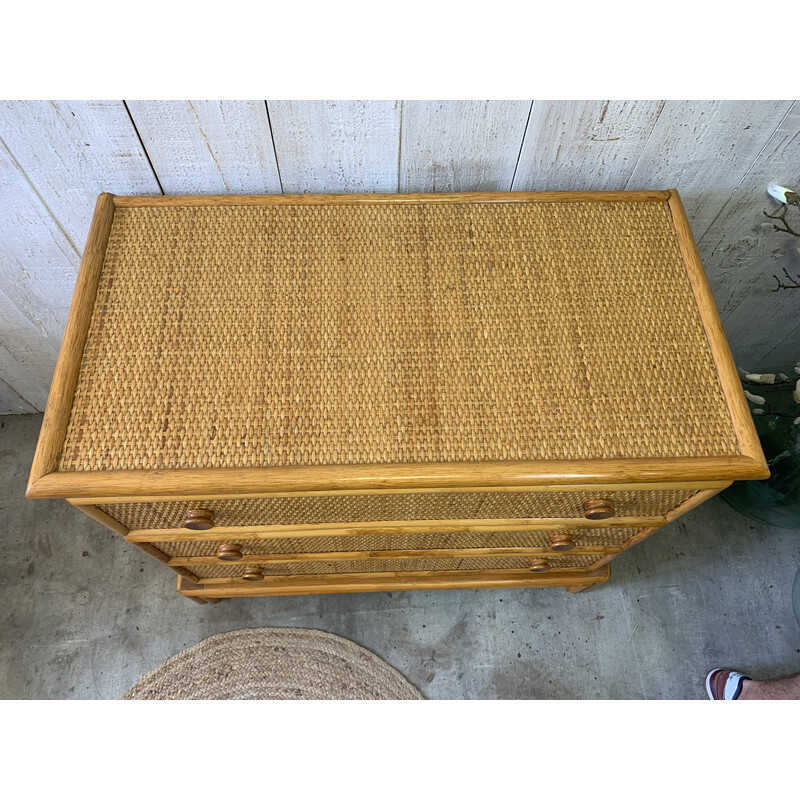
[0,99,797,413]
[126,101,282,194]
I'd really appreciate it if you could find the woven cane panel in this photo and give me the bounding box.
[59,201,739,472]
[156,526,645,558]
[98,489,695,530]
[190,554,601,579]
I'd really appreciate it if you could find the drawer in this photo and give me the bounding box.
[188,553,603,582]
[100,489,698,530]
[152,525,646,559]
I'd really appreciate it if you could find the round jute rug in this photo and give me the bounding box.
[121,627,424,700]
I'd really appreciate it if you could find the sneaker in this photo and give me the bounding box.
[705,668,751,700]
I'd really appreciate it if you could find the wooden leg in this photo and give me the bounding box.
[186,594,208,604]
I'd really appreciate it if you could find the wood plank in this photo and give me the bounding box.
[267,101,401,193]
[626,101,793,242]
[125,101,282,194]
[722,285,800,369]
[687,102,800,367]
[178,564,611,598]
[696,102,800,319]
[0,294,60,411]
[0,100,157,410]
[755,320,800,368]
[0,137,81,410]
[399,101,531,192]
[0,376,35,414]
[0,100,160,248]
[0,140,79,334]
[512,100,664,190]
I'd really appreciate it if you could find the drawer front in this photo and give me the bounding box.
[100,489,697,530]
[188,553,603,581]
[153,526,646,559]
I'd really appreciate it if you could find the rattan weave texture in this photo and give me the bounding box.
[99,489,695,530]
[189,554,601,579]
[155,526,645,558]
[60,200,738,472]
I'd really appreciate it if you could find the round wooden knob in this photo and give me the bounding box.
[216,543,243,561]
[183,508,214,530]
[529,558,551,573]
[550,532,576,551]
[583,499,614,520]
[242,566,264,581]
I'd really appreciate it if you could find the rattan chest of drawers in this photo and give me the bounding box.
[28,190,768,603]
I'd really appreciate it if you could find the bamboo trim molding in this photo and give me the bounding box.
[28,456,766,499]
[127,517,665,543]
[198,563,597,584]
[167,545,622,567]
[114,191,671,208]
[666,189,768,474]
[177,564,612,598]
[66,480,729,505]
[28,193,116,487]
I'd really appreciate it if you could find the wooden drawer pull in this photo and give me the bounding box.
[529,558,551,573]
[583,499,615,520]
[216,543,243,562]
[550,532,575,551]
[242,566,264,581]
[183,508,215,530]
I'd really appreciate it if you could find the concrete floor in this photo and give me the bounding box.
[2,413,799,700]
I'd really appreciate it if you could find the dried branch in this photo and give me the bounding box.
[772,266,800,291]
[763,204,800,236]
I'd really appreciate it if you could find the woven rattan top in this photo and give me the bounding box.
[58,197,740,472]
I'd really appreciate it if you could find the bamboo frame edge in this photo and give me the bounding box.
[113,190,672,207]
[176,564,612,598]
[28,192,116,491]
[26,456,768,499]
[127,517,665,543]
[666,188,769,477]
